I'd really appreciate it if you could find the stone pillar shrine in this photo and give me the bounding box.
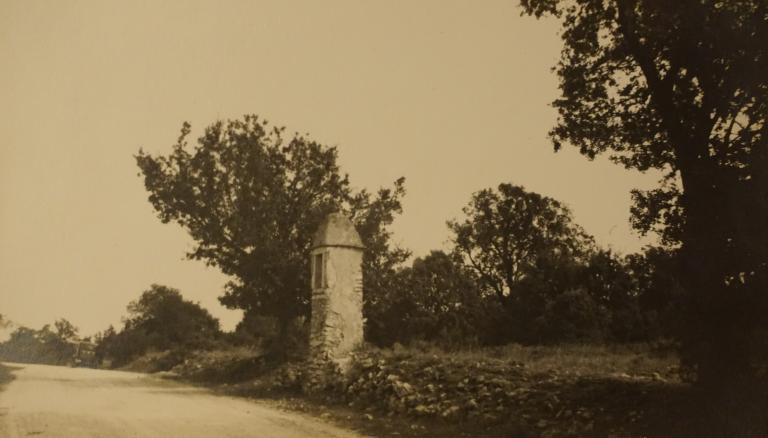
[309,212,364,368]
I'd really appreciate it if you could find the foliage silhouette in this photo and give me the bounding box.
[136,115,407,350]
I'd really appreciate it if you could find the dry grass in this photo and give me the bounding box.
[379,342,680,380]
[493,343,677,377]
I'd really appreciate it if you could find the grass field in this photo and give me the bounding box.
[378,342,680,379]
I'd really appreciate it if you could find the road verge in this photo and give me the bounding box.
[0,363,17,391]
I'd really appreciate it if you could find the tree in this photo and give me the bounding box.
[136,115,407,349]
[366,250,490,346]
[348,179,411,344]
[0,327,37,363]
[0,321,78,365]
[576,249,647,342]
[536,288,608,343]
[95,285,221,367]
[93,325,117,365]
[54,318,78,341]
[125,284,220,349]
[625,246,682,338]
[449,183,594,309]
[404,251,488,342]
[521,0,767,430]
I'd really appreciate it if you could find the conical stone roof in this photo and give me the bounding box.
[311,212,364,250]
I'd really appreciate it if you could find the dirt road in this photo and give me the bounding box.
[0,362,366,438]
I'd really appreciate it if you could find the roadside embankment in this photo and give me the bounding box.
[0,363,17,391]
[123,343,699,437]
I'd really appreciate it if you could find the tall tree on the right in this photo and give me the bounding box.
[521,0,767,430]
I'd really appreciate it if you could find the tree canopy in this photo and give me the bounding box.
[53,318,78,341]
[0,319,81,365]
[449,183,594,308]
[125,284,220,349]
[136,115,407,343]
[366,250,489,346]
[444,184,669,344]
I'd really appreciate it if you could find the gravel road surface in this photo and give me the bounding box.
[0,362,365,438]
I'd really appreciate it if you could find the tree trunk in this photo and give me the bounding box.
[679,160,768,435]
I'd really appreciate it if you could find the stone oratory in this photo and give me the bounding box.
[309,212,364,369]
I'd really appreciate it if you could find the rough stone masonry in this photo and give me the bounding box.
[309,212,364,370]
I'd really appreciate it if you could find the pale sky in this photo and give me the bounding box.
[0,0,659,336]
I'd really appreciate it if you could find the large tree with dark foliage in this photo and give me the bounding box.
[136,115,407,349]
[521,0,768,431]
[449,183,594,308]
[448,184,598,343]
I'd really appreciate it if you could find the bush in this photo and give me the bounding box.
[169,347,270,383]
[535,289,608,343]
[365,251,496,347]
[96,285,221,367]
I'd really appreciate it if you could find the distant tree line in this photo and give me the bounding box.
[0,318,85,366]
